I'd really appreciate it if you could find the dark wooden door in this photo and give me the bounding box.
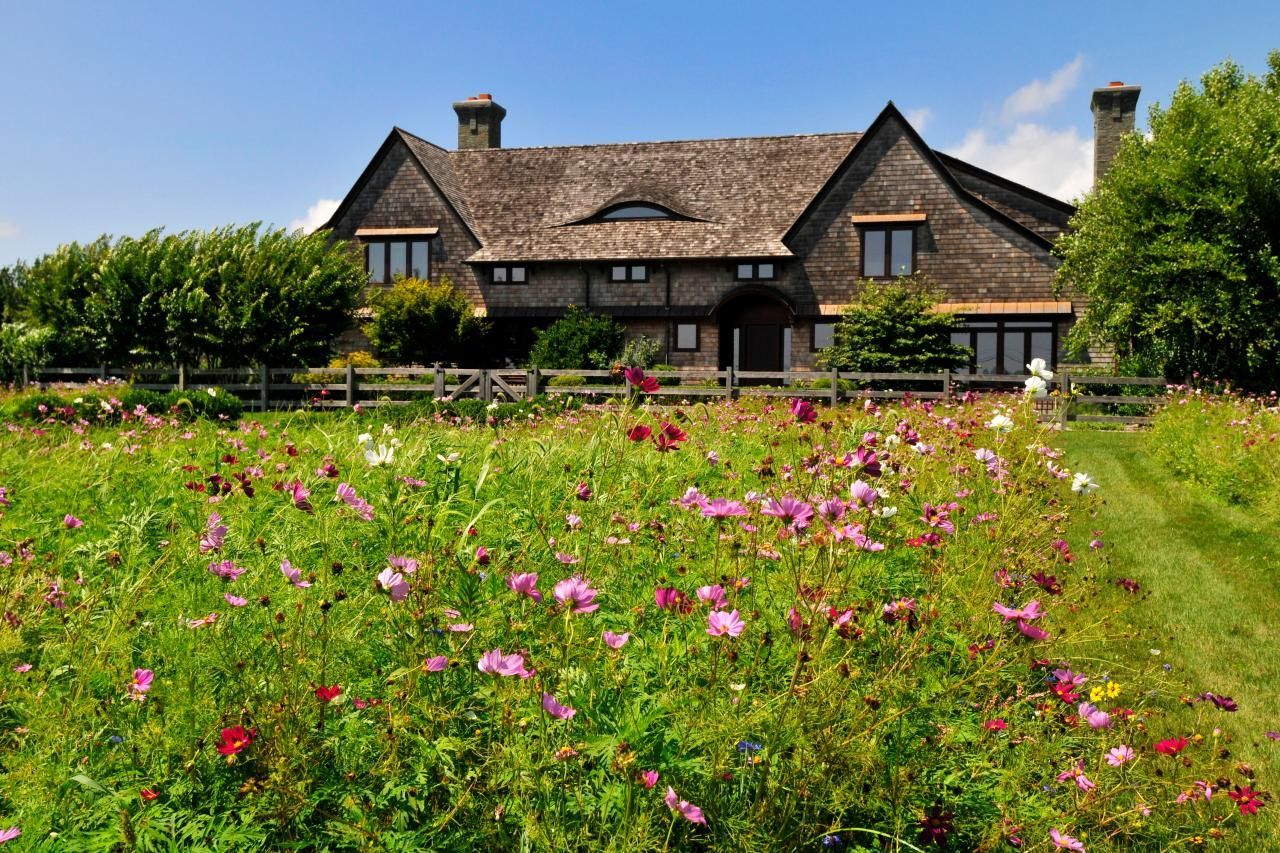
[741,324,782,371]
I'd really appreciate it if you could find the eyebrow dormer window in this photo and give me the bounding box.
[598,203,676,221]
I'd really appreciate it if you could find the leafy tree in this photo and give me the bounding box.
[1056,52,1280,386]
[820,276,970,373]
[0,263,29,324]
[528,306,624,369]
[365,276,489,365]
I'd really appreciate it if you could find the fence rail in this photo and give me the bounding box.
[18,364,1172,428]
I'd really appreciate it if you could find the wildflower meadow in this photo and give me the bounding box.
[0,376,1268,850]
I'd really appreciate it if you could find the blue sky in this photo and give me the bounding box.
[2,0,1278,265]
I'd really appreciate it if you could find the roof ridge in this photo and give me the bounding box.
[441,130,861,154]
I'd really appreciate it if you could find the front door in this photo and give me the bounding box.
[741,324,782,371]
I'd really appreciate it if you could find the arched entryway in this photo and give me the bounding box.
[716,288,793,373]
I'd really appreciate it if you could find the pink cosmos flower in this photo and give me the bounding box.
[376,568,409,601]
[186,612,219,629]
[706,609,745,638]
[1056,761,1096,792]
[542,692,577,720]
[835,523,885,551]
[12,663,31,673]
[627,424,652,442]
[1049,828,1085,851]
[507,572,543,602]
[424,655,448,672]
[289,481,313,512]
[1078,702,1113,730]
[1016,620,1050,641]
[761,496,813,529]
[1106,745,1135,767]
[387,554,418,575]
[0,827,20,844]
[624,366,660,393]
[129,668,153,701]
[602,630,630,649]
[575,481,592,501]
[554,576,599,613]
[664,787,707,825]
[984,718,1007,731]
[555,551,581,565]
[850,480,879,508]
[639,770,659,789]
[696,584,729,609]
[280,559,312,589]
[477,648,527,677]
[64,514,83,529]
[701,498,749,519]
[790,398,818,424]
[335,483,375,521]
[881,597,917,624]
[207,559,245,581]
[200,513,227,553]
[0,486,10,507]
[677,487,710,510]
[919,503,955,535]
[224,593,248,607]
[474,546,490,565]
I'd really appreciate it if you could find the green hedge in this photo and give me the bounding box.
[3,387,243,423]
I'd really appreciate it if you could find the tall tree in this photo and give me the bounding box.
[1056,52,1280,386]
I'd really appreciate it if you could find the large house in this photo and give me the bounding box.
[323,83,1141,373]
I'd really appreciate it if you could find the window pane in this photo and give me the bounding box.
[676,324,697,350]
[737,264,754,280]
[950,332,972,373]
[862,230,885,277]
[813,323,835,349]
[601,204,670,220]
[890,229,913,276]
[758,262,775,279]
[366,243,385,283]
[1030,331,1053,366]
[630,265,646,281]
[975,332,997,375]
[389,242,407,280]
[410,241,429,279]
[1003,331,1025,375]
[492,267,507,283]
[611,266,627,282]
[511,266,526,283]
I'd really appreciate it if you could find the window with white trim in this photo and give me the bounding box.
[365,238,430,283]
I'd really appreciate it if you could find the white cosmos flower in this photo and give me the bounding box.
[1024,375,1048,398]
[883,434,901,448]
[365,443,395,467]
[872,505,898,519]
[357,432,374,446]
[1026,358,1054,381]
[986,413,1015,432]
[437,452,461,466]
[1071,471,1099,495]
[206,388,218,397]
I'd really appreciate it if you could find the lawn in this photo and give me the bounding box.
[1064,428,1280,845]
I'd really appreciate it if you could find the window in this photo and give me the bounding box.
[736,262,777,281]
[812,322,835,350]
[599,203,675,220]
[365,238,431,284]
[609,264,648,282]
[491,265,527,284]
[675,323,699,351]
[861,227,914,277]
[951,320,1055,375]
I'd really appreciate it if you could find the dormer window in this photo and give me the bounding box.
[598,203,676,221]
[356,227,437,284]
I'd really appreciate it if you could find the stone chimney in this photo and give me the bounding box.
[453,93,505,150]
[1090,81,1141,185]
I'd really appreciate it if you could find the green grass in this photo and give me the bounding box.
[1065,430,1280,843]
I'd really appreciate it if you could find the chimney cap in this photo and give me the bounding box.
[1108,80,1125,87]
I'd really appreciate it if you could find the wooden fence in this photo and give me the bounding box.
[21,365,1170,427]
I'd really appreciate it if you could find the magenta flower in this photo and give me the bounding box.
[541,692,577,720]
[129,668,153,702]
[207,560,245,581]
[664,787,707,825]
[475,546,490,565]
[1078,702,1112,730]
[0,486,10,507]
[1106,745,1135,767]
[706,609,745,638]
[881,597,917,623]
[696,584,729,609]
[335,482,374,521]
[424,655,448,672]
[790,398,817,424]
[919,503,956,535]
[0,827,20,844]
[387,554,418,575]
[575,481,592,501]
[199,512,227,553]
[1056,760,1096,792]
[1016,620,1050,641]
[602,630,630,649]
[761,496,813,529]
[854,446,882,477]
[850,480,879,508]
[1049,829,1085,851]
[554,576,599,613]
[639,770,659,789]
[507,572,543,603]
[477,648,527,677]
[12,663,31,673]
[701,498,749,519]
[993,600,1043,623]
[224,593,248,607]
[289,481,313,512]
[376,568,409,601]
[64,514,83,529]
[816,498,847,523]
[624,366,659,393]
[280,559,312,589]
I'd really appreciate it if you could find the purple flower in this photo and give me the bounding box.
[707,609,745,638]
[207,560,245,581]
[554,576,599,614]
[1077,702,1112,729]
[664,787,707,825]
[280,559,312,589]
[424,655,448,672]
[602,630,630,649]
[64,514,83,529]
[387,554,418,575]
[881,597,917,624]
[790,398,817,424]
[1056,761,1096,792]
[289,481,313,512]
[376,568,409,601]
[701,498,749,519]
[850,480,878,508]
[335,482,374,521]
[224,593,248,607]
[199,512,227,553]
[506,572,543,603]
[477,648,527,677]
[1049,829,1085,851]
[696,584,729,609]
[541,692,577,720]
[761,496,813,529]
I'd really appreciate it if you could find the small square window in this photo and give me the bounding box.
[813,323,835,350]
[757,262,775,280]
[630,265,647,282]
[610,265,628,282]
[492,265,528,284]
[675,323,698,351]
[736,263,754,280]
[511,266,526,283]
[492,266,508,283]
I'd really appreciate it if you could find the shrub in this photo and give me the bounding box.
[2,386,242,423]
[528,306,624,369]
[546,374,588,388]
[821,275,971,373]
[618,335,662,369]
[0,322,56,381]
[366,277,489,366]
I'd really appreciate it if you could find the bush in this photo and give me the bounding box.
[618,335,661,369]
[2,386,242,423]
[366,277,489,366]
[294,351,385,386]
[821,275,970,373]
[528,306,624,370]
[0,322,55,381]
[546,374,588,388]
[650,364,682,387]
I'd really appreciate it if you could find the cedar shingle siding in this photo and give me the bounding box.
[326,99,1081,370]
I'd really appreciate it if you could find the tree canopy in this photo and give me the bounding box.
[1055,52,1280,386]
[820,276,970,373]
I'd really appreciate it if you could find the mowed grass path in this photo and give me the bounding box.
[1064,430,1280,840]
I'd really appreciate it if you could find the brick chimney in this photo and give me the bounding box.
[1090,81,1141,186]
[453,94,505,150]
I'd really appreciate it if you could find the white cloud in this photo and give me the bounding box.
[0,221,18,240]
[288,199,341,234]
[904,107,934,132]
[948,123,1092,202]
[1001,55,1085,122]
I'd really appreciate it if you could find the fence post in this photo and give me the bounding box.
[259,365,270,412]
[480,369,493,403]
[526,366,540,399]
[177,364,186,392]
[1058,372,1071,431]
[433,363,445,399]
[99,364,108,382]
[20,364,28,388]
[345,364,356,408]
[829,367,840,406]
[942,371,951,400]
[724,365,735,400]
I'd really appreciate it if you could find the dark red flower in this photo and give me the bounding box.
[627,424,652,442]
[1154,736,1189,756]
[140,787,159,801]
[1229,785,1265,815]
[216,725,257,756]
[918,806,954,846]
[315,684,343,703]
